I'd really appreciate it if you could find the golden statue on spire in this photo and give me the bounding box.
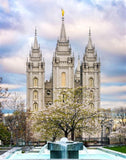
[61,9,64,16]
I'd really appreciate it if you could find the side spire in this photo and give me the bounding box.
[33,27,39,49]
[87,28,93,49]
[60,9,67,42]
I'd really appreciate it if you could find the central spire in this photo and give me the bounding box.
[33,27,39,49]
[60,9,67,42]
[87,28,93,49]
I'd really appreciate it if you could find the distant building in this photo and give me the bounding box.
[26,15,100,112]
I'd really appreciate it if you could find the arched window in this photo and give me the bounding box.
[90,90,94,99]
[47,90,51,96]
[89,103,94,108]
[89,78,94,88]
[105,127,110,136]
[48,101,52,105]
[61,72,66,87]
[33,90,38,100]
[33,77,38,87]
[33,103,38,111]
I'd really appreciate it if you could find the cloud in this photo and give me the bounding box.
[101,74,126,83]
[0,0,126,110]
[0,56,26,74]
[101,85,126,95]
[101,101,126,109]
[0,0,126,55]
[0,29,21,46]
[117,95,126,100]
[0,0,10,13]
[0,83,22,90]
[31,0,125,55]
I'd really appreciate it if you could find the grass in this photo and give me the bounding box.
[104,146,126,153]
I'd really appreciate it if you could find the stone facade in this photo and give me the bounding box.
[26,29,45,111]
[26,16,100,112]
[52,17,74,102]
[81,29,100,110]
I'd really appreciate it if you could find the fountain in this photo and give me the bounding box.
[48,137,83,159]
[2,140,126,159]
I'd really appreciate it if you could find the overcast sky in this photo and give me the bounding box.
[0,0,126,110]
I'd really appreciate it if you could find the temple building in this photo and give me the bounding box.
[26,14,101,112]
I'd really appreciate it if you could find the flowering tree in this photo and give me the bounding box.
[33,87,100,141]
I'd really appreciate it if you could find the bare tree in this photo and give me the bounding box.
[0,77,10,122]
[4,93,27,145]
[113,107,126,127]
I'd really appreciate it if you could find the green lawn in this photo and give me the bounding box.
[104,146,126,153]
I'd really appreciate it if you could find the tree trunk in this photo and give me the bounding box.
[71,129,74,141]
[65,131,68,138]
[52,136,56,142]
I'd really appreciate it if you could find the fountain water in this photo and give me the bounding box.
[83,145,88,154]
[48,137,83,159]
[3,141,126,159]
[39,144,48,153]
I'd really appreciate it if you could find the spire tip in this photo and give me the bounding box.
[61,9,64,17]
[33,27,39,49]
[35,27,37,37]
[89,27,91,37]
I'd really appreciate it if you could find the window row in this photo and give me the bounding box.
[33,76,94,88]
[33,90,38,100]
[62,74,94,88]
[89,78,94,88]
[33,103,38,111]
[33,77,38,87]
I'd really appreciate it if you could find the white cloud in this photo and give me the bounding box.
[0,56,26,74]
[101,85,126,95]
[25,0,125,55]
[101,101,126,109]
[0,83,22,90]
[0,0,10,13]
[101,74,126,83]
[0,29,21,45]
[117,95,126,100]
[0,0,125,55]
[0,36,32,74]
